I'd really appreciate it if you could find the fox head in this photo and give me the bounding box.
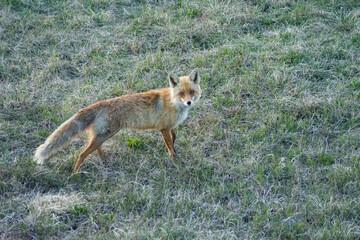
[169,69,201,108]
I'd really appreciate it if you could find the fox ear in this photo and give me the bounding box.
[168,73,180,88]
[189,69,200,84]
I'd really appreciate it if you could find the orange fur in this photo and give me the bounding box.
[34,69,201,171]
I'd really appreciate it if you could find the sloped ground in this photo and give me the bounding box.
[0,0,359,238]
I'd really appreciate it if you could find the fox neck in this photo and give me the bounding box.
[174,106,188,127]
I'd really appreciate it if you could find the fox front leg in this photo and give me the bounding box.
[160,129,176,159]
[170,129,176,144]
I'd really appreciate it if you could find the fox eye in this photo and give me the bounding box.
[189,90,195,95]
[179,92,185,96]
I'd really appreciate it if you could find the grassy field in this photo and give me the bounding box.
[1,0,360,239]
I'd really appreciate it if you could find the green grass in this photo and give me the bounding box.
[1,0,360,239]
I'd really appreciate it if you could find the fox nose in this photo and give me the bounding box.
[187,101,192,106]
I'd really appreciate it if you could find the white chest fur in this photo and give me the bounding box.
[174,107,189,127]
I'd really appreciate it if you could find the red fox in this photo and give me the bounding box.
[34,69,201,171]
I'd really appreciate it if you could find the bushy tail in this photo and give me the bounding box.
[34,105,99,164]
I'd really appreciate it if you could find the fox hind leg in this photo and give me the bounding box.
[73,139,103,172]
